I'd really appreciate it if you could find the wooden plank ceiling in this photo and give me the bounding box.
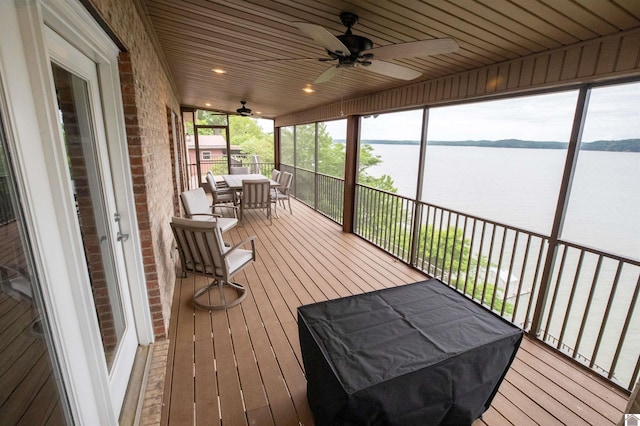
[139,0,640,118]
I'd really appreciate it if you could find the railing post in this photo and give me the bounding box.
[292,126,297,197]
[410,108,429,266]
[343,115,360,233]
[314,122,319,210]
[529,86,591,336]
[274,126,281,170]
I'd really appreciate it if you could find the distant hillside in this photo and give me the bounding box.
[334,138,640,152]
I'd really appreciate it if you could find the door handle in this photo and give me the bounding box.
[117,231,129,242]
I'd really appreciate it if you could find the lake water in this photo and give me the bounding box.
[365,144,640,260]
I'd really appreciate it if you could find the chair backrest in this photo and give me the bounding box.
[271,169,281,183]
[281,171,293,189]
[180,187,211,217]
[207,170,222,188]
[206,173,220,193]
[230,166,250,175]
[250,154,260,174]
[241,179,271,208]
[170,217,226,278]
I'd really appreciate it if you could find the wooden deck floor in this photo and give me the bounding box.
[160,199,629,426]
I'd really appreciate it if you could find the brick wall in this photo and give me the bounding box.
[88,0,182,337]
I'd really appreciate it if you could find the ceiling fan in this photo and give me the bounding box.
[236,100,252,116]
[294,12,459,83]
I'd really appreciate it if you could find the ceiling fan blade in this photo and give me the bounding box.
[294,22,350,56]
[314,65,339,83]
[364,38,459,61]
[364,60,422,80]
[244,57,323,63]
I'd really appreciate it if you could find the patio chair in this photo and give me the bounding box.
[180,187,237,233]
[229,166,250,175]
[206,172,237,212]
[271,171,293,215]
[249,154,260,174]
[170,217,256,310]
[271,169,281,183]
[239,179,272,224]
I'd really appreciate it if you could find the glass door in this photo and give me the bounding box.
[46,28,137,414]
[0,88,71,425]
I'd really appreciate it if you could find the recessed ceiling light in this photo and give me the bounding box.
[205,103,211,107]
[211,68,227,74]
[303,86,315,93]
[256,111,262,115]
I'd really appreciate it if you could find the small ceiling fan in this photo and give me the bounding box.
[236,100,252,116]
[294,12,459,83]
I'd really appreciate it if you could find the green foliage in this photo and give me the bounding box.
[417,225,473,274]
[280,123,397,190]
[415,223,514,315]
[197,110,227,126]
[358,144,397,193]
[186,111,275,164]
[471,282,514,315]
[358,173,397,193]
[229,116,274,163]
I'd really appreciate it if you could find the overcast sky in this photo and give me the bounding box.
[321,81,639,142]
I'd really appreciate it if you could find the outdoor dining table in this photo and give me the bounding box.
[221,173,279,190]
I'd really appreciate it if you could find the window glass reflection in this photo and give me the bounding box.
[0,105,69,424]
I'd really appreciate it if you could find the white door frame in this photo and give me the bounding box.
[0,0,154,423]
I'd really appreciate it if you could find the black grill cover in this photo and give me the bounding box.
[298,279,523,426]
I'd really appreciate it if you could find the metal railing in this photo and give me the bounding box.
[281,163,344,224]
[293,168,315,207]
[316,173,344,223]
[187,156,275,189]
[275,167,639,389]
[350,183,639,390]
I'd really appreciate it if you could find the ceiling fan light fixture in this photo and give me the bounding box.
[236,100,252,116]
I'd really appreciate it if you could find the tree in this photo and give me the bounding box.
[354,144,396,193]
[279,123,397,191]
[228,116,274,163]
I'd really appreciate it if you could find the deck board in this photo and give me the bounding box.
[160,199,629,425]
[0,289,64,424]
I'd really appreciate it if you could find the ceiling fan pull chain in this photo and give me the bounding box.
[340,69,344,116]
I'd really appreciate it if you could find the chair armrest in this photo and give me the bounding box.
[223,235,257,258]
[187,213,222,218]
[215,205,239,218]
